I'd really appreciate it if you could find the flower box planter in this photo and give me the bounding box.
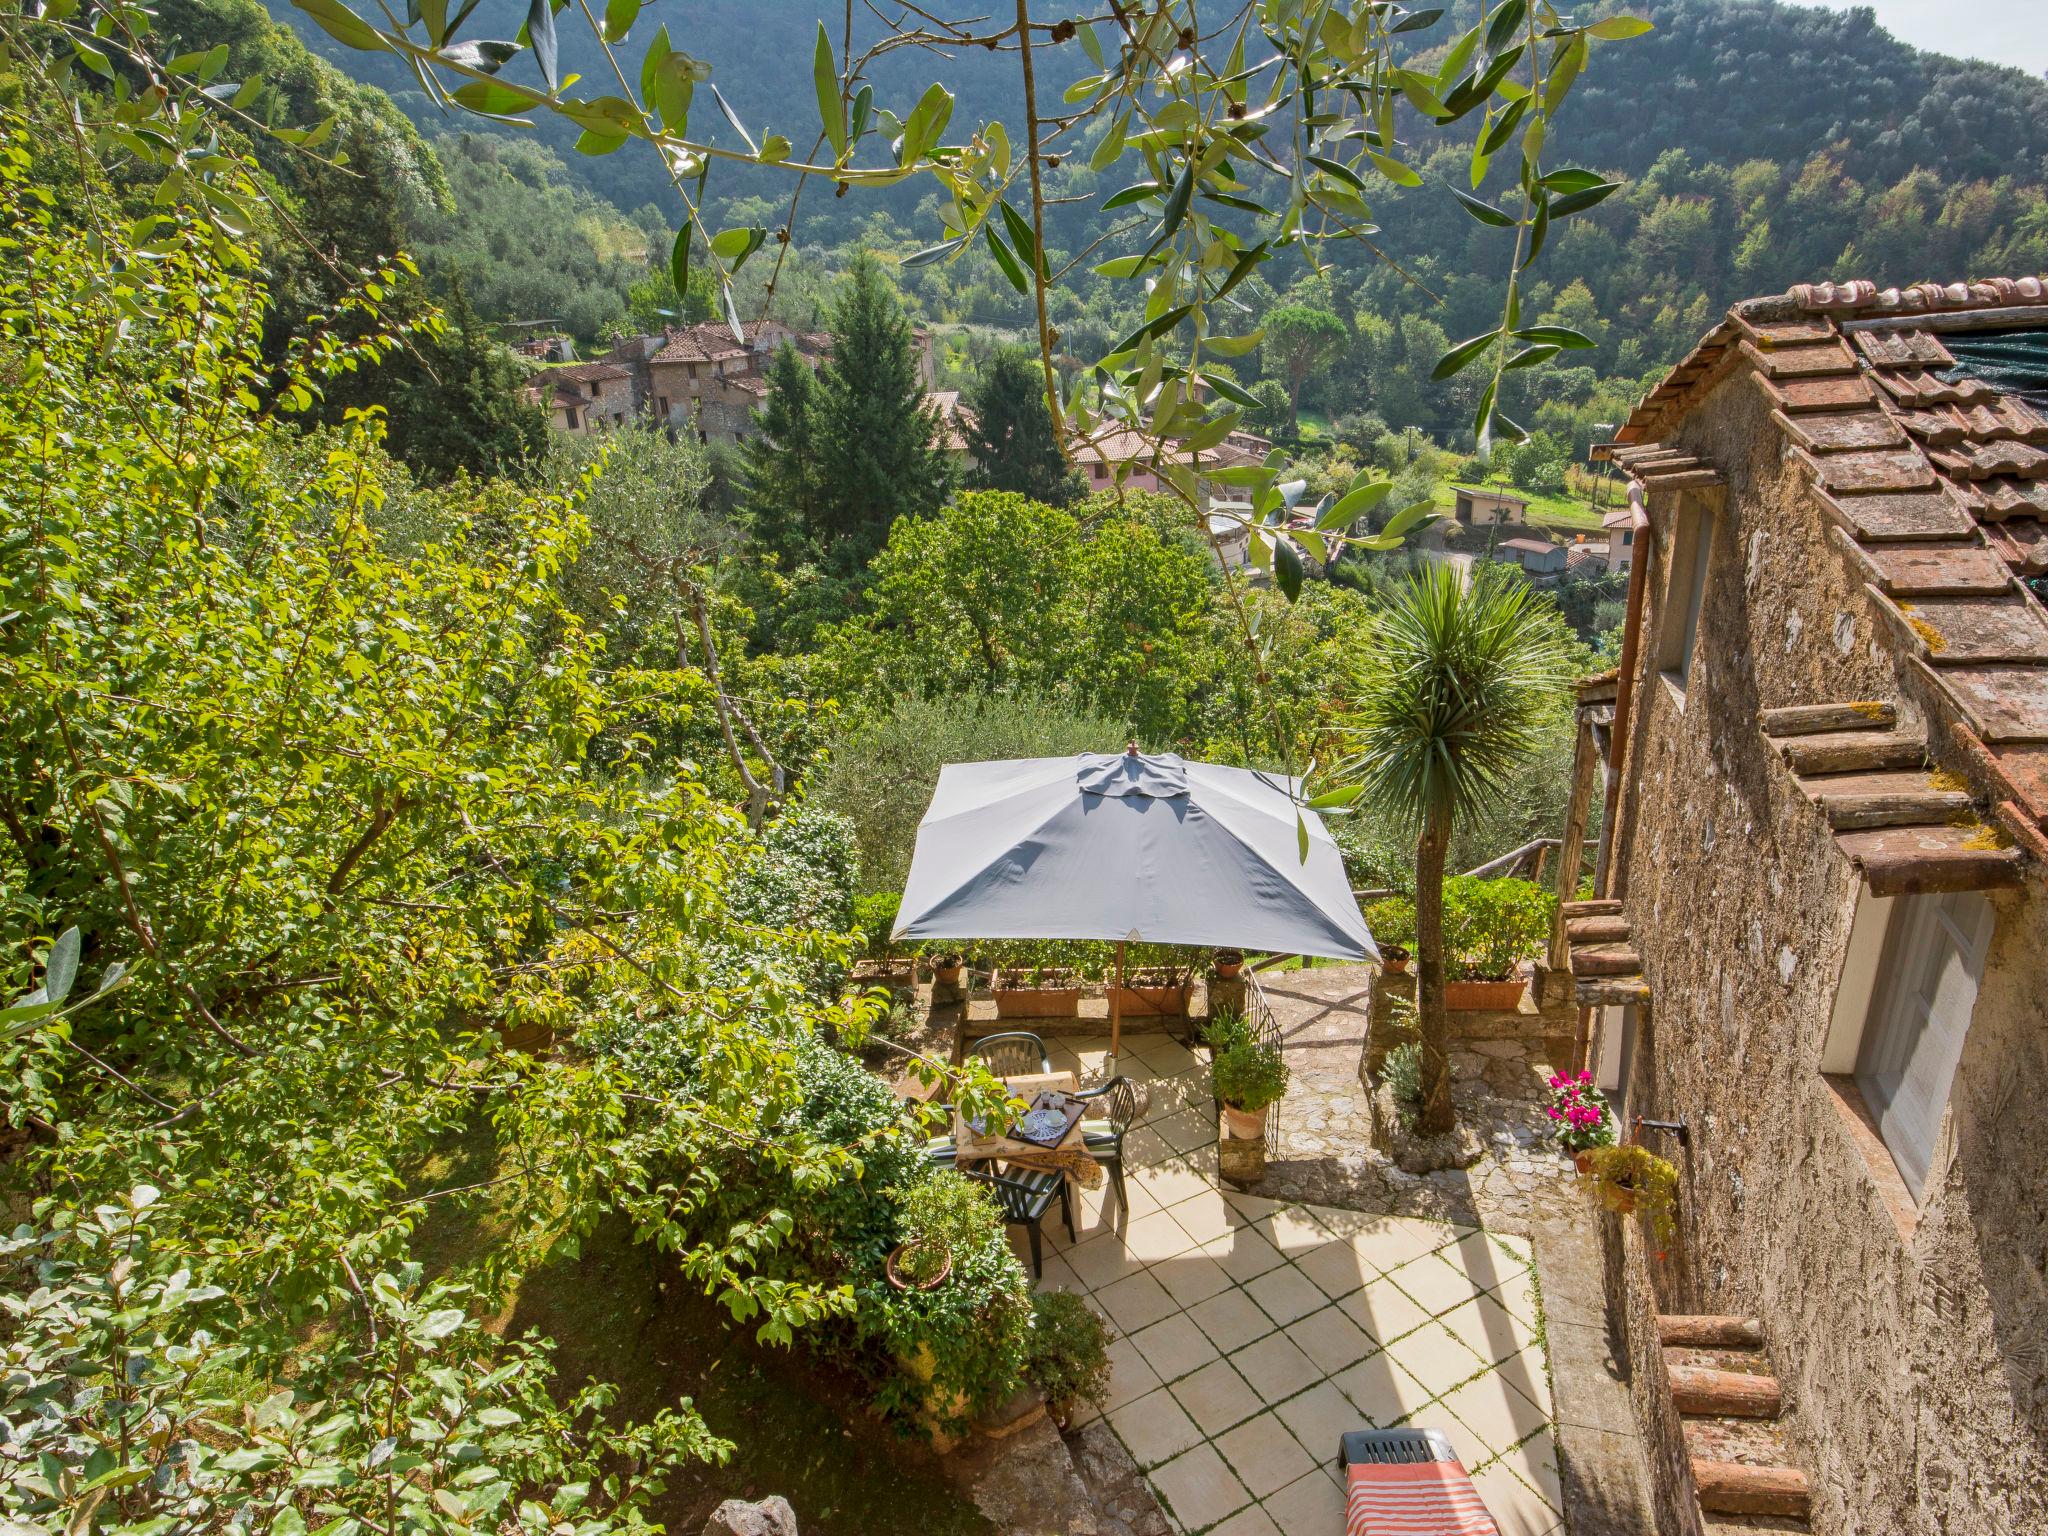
[852,958,917,993]
[1109,970,1190,1017]
[992,969,1083,1019]
[1445,977,1528,1011]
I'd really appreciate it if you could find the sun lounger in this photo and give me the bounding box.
[1339,1428,1500,1536]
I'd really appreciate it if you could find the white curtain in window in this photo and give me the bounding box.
[1857,891,1995,1197]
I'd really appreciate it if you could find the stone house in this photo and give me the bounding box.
[1567,276,2048,1536]
[1600,505,1639,573]
[522,361,635,434]
[1069,425,1270,502]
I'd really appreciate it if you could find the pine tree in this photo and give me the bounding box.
[741,342,824,557]
[811,256,954,570]
[964,346,1083,506]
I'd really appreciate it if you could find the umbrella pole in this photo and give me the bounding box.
[1111,940,1124,1059]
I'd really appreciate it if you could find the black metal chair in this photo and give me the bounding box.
[965,1164,1072,1278]
[1071,1074,1144,1216]
[969,1031,1052,1079]
[923,1135,959,1168]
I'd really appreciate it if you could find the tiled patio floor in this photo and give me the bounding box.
[1025,1032,1564,1536]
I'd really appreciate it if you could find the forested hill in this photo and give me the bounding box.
[264,0,2048,218]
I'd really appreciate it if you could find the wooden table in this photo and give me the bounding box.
[952,1070,1104,1189]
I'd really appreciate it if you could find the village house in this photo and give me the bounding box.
[1602,504,1639,574]
[1494,534,1568,580]
[520,360,635,434]
[1565,275,2048,1536]
[1451,484,1531,526]
[1070,424,1272,502]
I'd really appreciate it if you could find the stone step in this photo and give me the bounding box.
[1658,1315,1765,1349]
[1576,974,1651,1008]
[1565,914,1633,943]
[1665,1345,1775,1377]
[1683,1414,1804,1470]
[1571,944,1642,977]
[1669,1364,1783,1419]
[1560,898,1624,917]
[1702,1518,1811,1535]
[1692,1460,1811,1520]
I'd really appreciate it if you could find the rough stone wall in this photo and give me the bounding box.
[1606,366,2048,1534]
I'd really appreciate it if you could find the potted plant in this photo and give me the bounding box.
[1022,1291,1113,1429]
[1363,896,1417,976]
[885,1174,995,1291]
[1110,949,1191,1017]
[1379,944,1411,975]
[1212,947,1244,979]
[1576,1143,1679,1245]
[1211,1039,1289,1141]
[932,952,965,989]
[1441,876,1554,1011]
[1545,1069,1617,1168]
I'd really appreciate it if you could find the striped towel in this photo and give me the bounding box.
[1345,1459,1501,1535]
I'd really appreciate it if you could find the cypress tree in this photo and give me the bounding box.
[964,345,1083,506]
[741,342,824,558]
[811,255,954,570]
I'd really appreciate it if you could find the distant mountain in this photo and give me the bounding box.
[259,0,2048,220]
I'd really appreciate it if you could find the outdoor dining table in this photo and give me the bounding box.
[951,1069,1105,1190]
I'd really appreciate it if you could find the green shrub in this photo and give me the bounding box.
[852,891,901,961]
[1211,1041,1289,1113]
[1363,895,1418,952]
[1023,1291,1114,1423]
[890,1175,1000,1285]
[1200,1008,1255,1052]
[1381,1041,1423,1130]
[1441,875,1554,980]
[1362,879,1552,980]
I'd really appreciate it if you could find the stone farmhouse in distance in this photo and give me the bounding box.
[1565,275,2048,1536]
[521,320,935,446]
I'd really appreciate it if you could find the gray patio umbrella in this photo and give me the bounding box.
[894,749,1376,1053]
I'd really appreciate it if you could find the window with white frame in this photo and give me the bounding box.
[1656,496,1715,693]
[1836,890,1996,1200]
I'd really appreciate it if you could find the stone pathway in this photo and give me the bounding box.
[1024,1032,1565,1536]
[1246,967,1581,1235]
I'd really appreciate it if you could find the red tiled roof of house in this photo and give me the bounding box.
[536,361,631,384]
[653,322,750,365]
[1598,272,2048,852]
[926,389,973,453]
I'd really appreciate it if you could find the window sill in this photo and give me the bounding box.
[1821,1072,1920,1247]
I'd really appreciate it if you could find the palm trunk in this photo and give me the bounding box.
[1413,807,1455,1136]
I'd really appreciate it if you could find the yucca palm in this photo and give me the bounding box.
[1343,562,1574,1135]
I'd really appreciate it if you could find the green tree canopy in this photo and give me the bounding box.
[810,256,954,570]
[964,345,1082,506]
[1262,305,1349,428]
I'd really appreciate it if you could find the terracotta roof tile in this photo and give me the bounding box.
[1873,368,2002,408]
[1772,408,1906,452]
[1842,540,2014,597]
[1788,276,2048,314]
[1796,446,1937,495]
[1887,595,2048,664]
[1985,520,2048,574]
[1852,329,1955,369]
[1738,338,1857,378]
[1931,663,2048,742]
[1927,441,2048,481]
[1756,372,1878,413]
[1978,482,2048,520]
[1814,485,1977,542]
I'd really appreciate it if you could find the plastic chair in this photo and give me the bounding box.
[1071,1074,1143,1216]
[965,1164,1072,1278]
[969,1031,1053,1079]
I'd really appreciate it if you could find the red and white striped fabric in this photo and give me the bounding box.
[1344,1459,1500,1536]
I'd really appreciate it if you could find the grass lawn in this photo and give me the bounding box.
[1433,476,1611,533]
[411,1124,993,1536]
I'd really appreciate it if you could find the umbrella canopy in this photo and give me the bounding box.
[893,751,1376,961]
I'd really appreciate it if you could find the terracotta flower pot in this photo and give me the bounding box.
[992,969,1082,1018]
[934,959,964,988]
[1573,1150,1595,1175]
[1221,1104,1266,1141]
[1380,945,1411,976]
[885,1243,953,1291]
[1445,977,1527,1011]
[1213,949,1244,979]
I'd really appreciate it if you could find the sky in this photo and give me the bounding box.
[1801,0,2048,77]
